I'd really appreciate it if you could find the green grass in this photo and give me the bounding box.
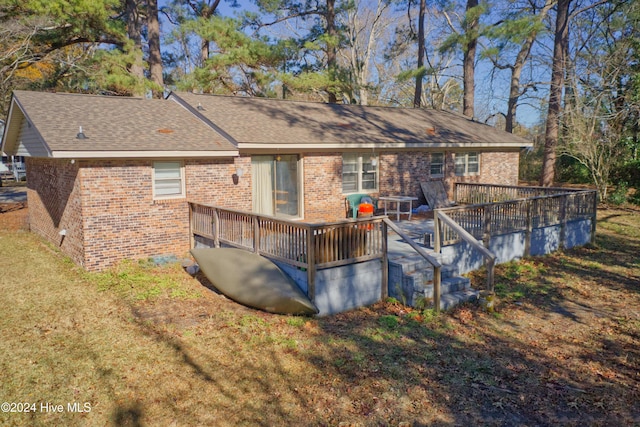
[1,207,639,425]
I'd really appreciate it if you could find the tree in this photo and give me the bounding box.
[440,0,488,118]
[248,0,353,102]
[540,0,570,186]
[0,0,129,113]
[340,0,393,105]
[147,0,164,96]
[482,0,555,133]
[561,0,640,200]
[413,0,426,108]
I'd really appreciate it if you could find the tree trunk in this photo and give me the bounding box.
[505,0,553,132]
[147,0,164,98]
[326,0,338,103]
[541,0,571,186]
[462,0,478,118]
[201,40,209,65]
[413,0,426,108]
[126,0,144,94]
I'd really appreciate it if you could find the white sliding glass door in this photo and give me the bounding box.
[252,155,301,218]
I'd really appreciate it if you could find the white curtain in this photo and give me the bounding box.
[252,156,274,215]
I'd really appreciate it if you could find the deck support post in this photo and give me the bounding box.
[433,265,442,312]
[590,191,597,244]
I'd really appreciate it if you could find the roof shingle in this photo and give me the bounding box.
[172,92,531,147]
[10,91,237,154]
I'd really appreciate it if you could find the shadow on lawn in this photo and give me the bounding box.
[116,211,639,425]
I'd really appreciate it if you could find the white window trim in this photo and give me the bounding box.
[153,161,186,200]
[454,152,480,177]
[430,152,445,177]
[342,153,379,194]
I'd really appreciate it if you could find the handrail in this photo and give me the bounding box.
[383,217,443,311]
[434,210,496,292]
[383,218,441,268]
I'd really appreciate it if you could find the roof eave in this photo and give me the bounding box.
[50,150,239,159]
[1,94,53,157]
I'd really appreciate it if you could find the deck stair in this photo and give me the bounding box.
[387,221,479,310]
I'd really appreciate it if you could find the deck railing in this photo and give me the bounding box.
[435,183,598,251]
[189,203,388,303]
[433,183,597,292]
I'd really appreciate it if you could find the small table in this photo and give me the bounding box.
[379,196,419,221]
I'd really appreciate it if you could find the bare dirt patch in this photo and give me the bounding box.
[0,202,28,231]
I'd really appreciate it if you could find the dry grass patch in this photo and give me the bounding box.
[0,206,639,426]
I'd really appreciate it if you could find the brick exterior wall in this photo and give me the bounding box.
[25,150,519,270]
[27,157,251,271]
[26,158,85,266]
[478,151,520,185]
[302,153,344,221]
[379,152,431,205]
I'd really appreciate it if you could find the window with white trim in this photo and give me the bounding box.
[430,152,444,177]
[454,152,479,176]
[153,161,185,199]
[342,153,378,193]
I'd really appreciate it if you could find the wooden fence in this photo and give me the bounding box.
[189,203,388,303]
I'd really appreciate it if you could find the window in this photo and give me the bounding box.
[430,152,444,177]
[342,153,378,193]
[153,161,185,199]
[454,152,479,176]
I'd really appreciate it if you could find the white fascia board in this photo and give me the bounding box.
[51,150,239,159]
[238,141,532,151]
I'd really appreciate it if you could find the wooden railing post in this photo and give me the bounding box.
[381,221,388,300]
[253,215,260,253]
[434,211,441,254]
[559,195,568,250]
[306,229,316,303]
[189,203,195,249]
[524,199,533,257]
[483,204,492,248]
[213,208,220,248]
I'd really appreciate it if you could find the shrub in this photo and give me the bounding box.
[608,182,628,206]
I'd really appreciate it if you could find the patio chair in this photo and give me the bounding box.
[345,194,383,219]
[420,181,456,209]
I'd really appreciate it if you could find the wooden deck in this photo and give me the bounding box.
[188,183,598,313]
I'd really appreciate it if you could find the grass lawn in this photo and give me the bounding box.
[0,203,638,426]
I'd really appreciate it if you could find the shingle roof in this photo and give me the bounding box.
[172,92,532,148]
[7,91,237,155]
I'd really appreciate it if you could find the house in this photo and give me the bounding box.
[1,90,532,271]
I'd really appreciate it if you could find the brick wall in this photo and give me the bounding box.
[478,151,520,185]
[302,153,344,221]
[26,158,85,266]
[379,152,431,205]
[79,158,251,270]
